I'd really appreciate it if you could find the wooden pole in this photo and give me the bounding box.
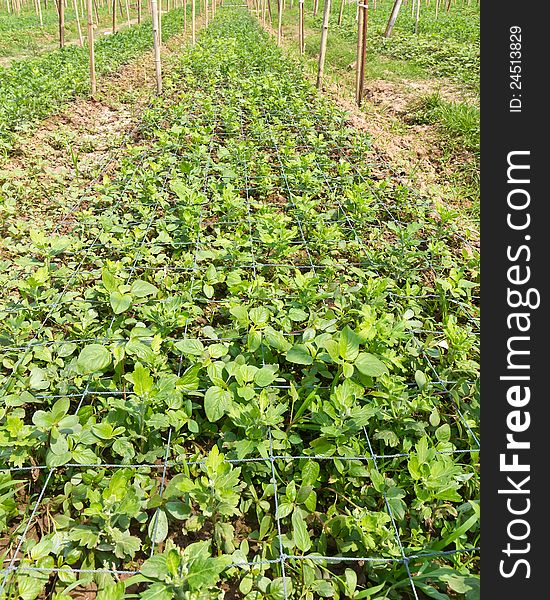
[192,0,195,43]
[298,0,304,54]
[93,0,99,24]
[316,0,331,88]
[73,0,84,44]
[137,0,141,22]
[36,0,44,26]
[357,0,368,104]
[151,0,162,93]
[337,0,344,25]
[57,0,65,47]
[355,0,363,104]
[158,0,162,42]
[86,0,96,96]
[277,0,282,44]
[383,0,402,37]
[313,0,318,16]
[124,0,130,26]
[205,0,208,25]
[112,0,116,32]
[267,0,273,25]
[414,0,420,32]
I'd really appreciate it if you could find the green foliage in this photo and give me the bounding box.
[0,5,479,599]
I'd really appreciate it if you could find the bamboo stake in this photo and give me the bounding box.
[277,0,282,44]
[151,0,162,93]
[337,0,344,25]
[137,0,141,22]
[313,0,318,16]
[58,0,65,47]
[357,0,368,104]
[158,0,162,42]
[86,0,96,95]
[73,0,84,44]
[267,0,273,26]
[355,0,363,104]
[124,0,130,26]
[383,0,401,37]
[205,0,208,26]
[192,0,195,43]
[414,0,419,33]
[298,0,304,54]
[112,0,116,32]
[93,0,99,24]
[36,0,44,27]
[316,0,331,89]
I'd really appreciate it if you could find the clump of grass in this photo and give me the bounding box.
[409,91,479,154]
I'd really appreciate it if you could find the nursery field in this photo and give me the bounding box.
[0,3,479,599]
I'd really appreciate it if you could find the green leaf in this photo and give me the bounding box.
[111,528,141,559]
[102,268,120,293]
[148,509,168,544]
[286,344,313,365]
[110,291,132,314]
[175,339,205,356]
[435,424,451,443]
[355,352,388,377]
[166,548,181,578]
[30,537,53,560]
[292,509,311,553]
[344,569,357,595]
[17,572,47,600]
[132,363,154,396]
[131,279,159,298]
[301,461,320,487]
[264,326,291,351]
[276,502,294,520]
[339,326,360,361]
[77,344,112,374]
[185,551,232,592]
[140,582,174,600]
[96,582,125,600]
[204,386,232,422]
[254,365,278,387]
[32,410,54,429]
[141,554,169,580]
[29,367,49,390]
[288,308,308,322]
[311,579,334,597]
[249,306,271,326]
[69,526,100,549]
[268,577,293,600]
[415,370,428,391]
